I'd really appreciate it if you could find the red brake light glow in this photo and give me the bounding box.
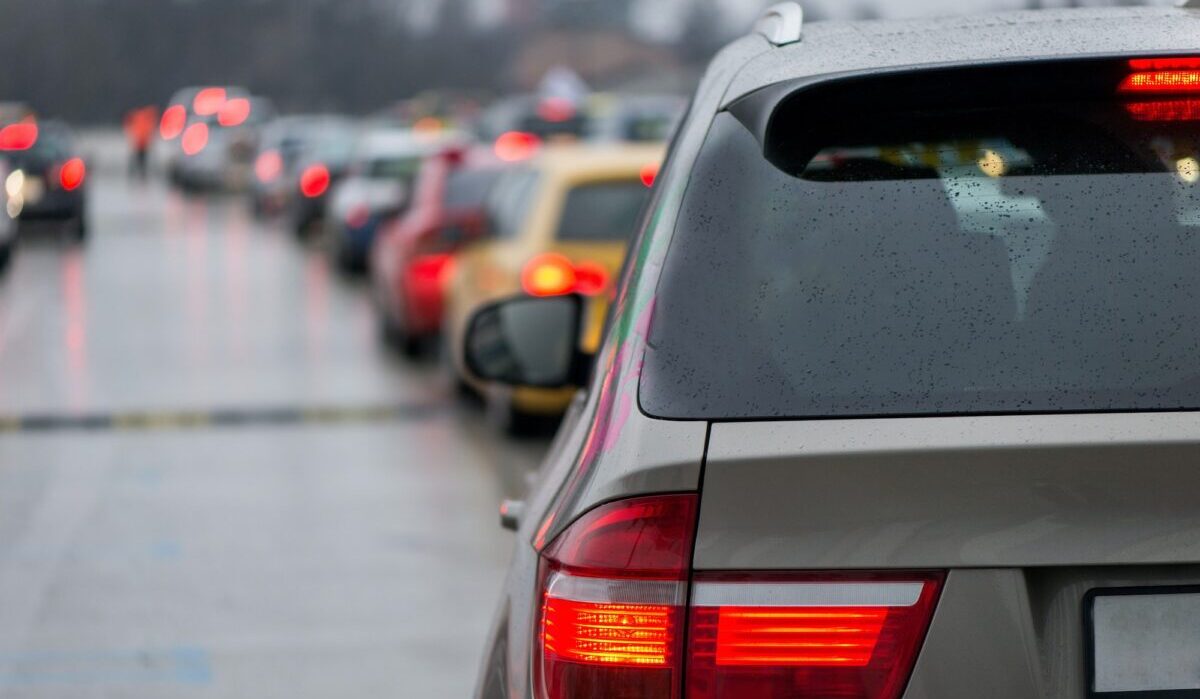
[522,254,576,297]
[59,158,86,191]
[181,122,209,156]
[1122,58,1200,94]
[193,88,227,116]
[687,574,943,699]
[522,255,609,298]
[160,105,187,140]
[300,164,331,198]
[0,121,38,151]
[537,97,577,123]
[255,150,283,183]
[218,97,251,127]
[1125,99,1200,122]
[641,162,660,188]
[494,131,541,162]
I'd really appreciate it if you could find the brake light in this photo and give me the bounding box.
[687,574,943,699]
[537,97,577,123]
[1122,57,1200,94]
[536,494,697,699]
[409,253,454,286]
[218,97,251,127]
[59,158,86,191]
[160,105,187,140]
[641,162,660,188]
[181,122,208,156]
[0,121,38,151]
[193,87,226,116]
[1126,99,1200,122]
[522,254,609,297]
[300,164,330,198]
[255,150,283,183]
[494,131,541,162]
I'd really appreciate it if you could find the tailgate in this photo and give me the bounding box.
[695,412,1200,570]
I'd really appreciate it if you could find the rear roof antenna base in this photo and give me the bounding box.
[755,2,804,46]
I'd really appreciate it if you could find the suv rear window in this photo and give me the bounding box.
[556,180,649,242]
[641,96,1200,419]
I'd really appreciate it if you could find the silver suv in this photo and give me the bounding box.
[465,4,1200,698]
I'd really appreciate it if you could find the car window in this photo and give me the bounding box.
[368,157,421,180]
[486,168,539,239]
[554,179,650,242]
[642,106,1200,419]
[444,168,501,210]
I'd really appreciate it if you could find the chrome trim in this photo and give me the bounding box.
[692,581,924,608]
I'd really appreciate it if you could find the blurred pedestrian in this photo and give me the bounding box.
[123,105,158,179]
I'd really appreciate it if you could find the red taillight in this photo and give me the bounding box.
[181,122,208,156]
[522,253,576,297]
[494,131,541,162]
[218,97,251,127]
[160,105,187,140]
[1122,58,1200,94]
[300,164,330,198]
[641,162,660,188]
[536,494,697,699]
[409,253,454,286]
[0,121,38,151]
[1126,99,1200,122]
[537,97,577,123]
[687,574,943,699]
[59,158,86,191]
[522,254,609,298]
[255,150,283,183]
[193,87,227,116]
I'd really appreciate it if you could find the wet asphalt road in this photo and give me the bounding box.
[0,141,546,697]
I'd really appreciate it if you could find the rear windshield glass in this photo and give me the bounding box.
[641,104,1200,419]
[444,168,501,210]
[556,180,649,242]
[368,157,421,180]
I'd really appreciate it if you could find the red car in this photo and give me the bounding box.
[370,146,504,356]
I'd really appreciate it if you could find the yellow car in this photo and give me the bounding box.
[446,142,664,432]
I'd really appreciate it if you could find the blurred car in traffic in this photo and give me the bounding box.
[466,5,1200,699]
[158,86,251,185]
[446,142,662,432]
[171,97,275,192]
[370,145,505,356]
[325,127,456,272]
[0,156,15,269]
[585,93,686,143]
[1,119,88,240]
[281,118,360,238]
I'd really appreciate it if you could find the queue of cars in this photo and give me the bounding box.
[158,83,680,435]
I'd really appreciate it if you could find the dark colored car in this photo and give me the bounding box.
[282,119,359,238]
[1,120,88,240]
[370,145,503,356]
[465,5,1200,699]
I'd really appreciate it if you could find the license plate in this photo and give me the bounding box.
[1086,587,1200,697]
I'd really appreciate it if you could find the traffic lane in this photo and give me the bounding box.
[0,415,543,698]
[0,173,442,415]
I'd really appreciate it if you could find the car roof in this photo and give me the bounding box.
[532,143,665,178]
[723,6,1200,106]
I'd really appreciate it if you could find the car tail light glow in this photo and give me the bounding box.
[536,494,697,699]
[59,158,86,191]
[193,87,227,116]
[160,105,187,140]
[0,121,38,151]
[218,97,251,127]
[255,150,283,183]
[687,574,943,699]
[494,131,541,162]
[537,97,577,123]
[522,255,609,297]
[641,162,660,188]
[181,122,208,156]
[409,253,454,287]
[300,164,331,198]
[1125,99,1200,121]
[1121,58,1200,94]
